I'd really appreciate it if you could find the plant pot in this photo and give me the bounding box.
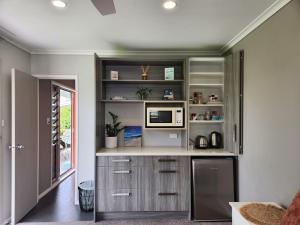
[105,136,118,148]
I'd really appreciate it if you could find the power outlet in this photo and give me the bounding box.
[169,133,178,139]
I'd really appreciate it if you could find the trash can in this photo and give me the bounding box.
[78,180,94,212]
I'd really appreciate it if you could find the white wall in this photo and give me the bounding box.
[0,38,31,225]
[231,0,300,207]
[31,54,96,194]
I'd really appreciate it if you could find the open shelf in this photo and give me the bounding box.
[102,79,184,84]
[189,120,224,124]
[189,103,224,107]
[189,83,224,87]
[99,99,186,103]
[99,99,144,103]
[189,72,224,76]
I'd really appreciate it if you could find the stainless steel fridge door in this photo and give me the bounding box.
[192,158,235,221]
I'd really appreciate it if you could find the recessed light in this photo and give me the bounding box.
[163,0,177,10]
[52,0,66,8]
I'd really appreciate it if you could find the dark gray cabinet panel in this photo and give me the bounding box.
[96,156,190,212]
[97,189,138,212]
[108,166,138,190]
[108,156,137,167]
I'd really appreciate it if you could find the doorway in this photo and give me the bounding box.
[51,82,76,182]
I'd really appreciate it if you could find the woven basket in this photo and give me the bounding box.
[240,203,286,225]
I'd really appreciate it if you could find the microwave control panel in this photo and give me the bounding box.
[175,108,183,126]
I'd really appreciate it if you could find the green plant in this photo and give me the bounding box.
[136,87,152,100]
[105,112,124,137]
[60,106,71,135]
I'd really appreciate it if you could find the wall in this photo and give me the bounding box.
[38,80,52,195]
[230,0,300,206]
[38,79,76,195]
[31,55,96,195]
[0,39,31,224]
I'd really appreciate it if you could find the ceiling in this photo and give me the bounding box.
[0,0,278,53]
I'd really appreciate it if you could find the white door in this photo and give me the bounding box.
[11,69,38,225]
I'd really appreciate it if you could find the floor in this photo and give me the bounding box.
[20,173,93,223]
[19,221,231,225]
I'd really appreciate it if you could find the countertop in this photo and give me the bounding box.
[96,146,236,156]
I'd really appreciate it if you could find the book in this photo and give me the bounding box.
[124,126,142,147]
[165,67,174,80]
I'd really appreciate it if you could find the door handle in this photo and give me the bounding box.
[9,144,25,151]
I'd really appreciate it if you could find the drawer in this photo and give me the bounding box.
[155,192,189,211]
[154,169,181,192]
[107,166,137,189]
[97,156,108,166]
[153,156,189,169]
[97,166,137,190]
[97,189,138,212]
[108,156,137,167]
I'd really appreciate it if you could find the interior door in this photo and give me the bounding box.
[11,68,38,225]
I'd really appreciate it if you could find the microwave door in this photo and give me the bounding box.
[148,110,173,127]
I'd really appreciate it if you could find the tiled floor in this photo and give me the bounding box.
[20,173,93,223]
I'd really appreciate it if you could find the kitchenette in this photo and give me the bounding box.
[95,56,241,222]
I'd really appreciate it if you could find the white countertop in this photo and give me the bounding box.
[96,146,236,156]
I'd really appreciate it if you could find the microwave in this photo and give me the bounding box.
[146,107,184,128]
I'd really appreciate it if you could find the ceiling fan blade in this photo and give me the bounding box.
[91,0,116,16]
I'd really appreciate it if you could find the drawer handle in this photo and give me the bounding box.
[158,192,178,196]
[112,193,131,197]
[112,159,131,163]
[158,159,177,162]
[113,170,131,174]
[159,170,177,173]
[210,167,219,171]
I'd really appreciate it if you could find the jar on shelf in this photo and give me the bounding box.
[193,92,204,104]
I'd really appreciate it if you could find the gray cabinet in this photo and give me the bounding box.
[96,156,190,212]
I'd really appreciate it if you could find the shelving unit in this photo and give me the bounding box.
[189,120,224,124]
[96,58,187,149]
[102,79,184,84]
[188,57,225,149]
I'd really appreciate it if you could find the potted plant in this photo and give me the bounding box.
[136,87,152,100]
[105,112,124,148]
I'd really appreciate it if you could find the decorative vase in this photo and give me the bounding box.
[105,136,117,148]
[142,73,148,80]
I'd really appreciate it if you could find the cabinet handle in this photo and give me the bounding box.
[159,170,177,173]
[210,167,219,171]
[112,159,131,163]
[158,192,178,196]
[112,193,131,197]
[158,159,176,162]
[113,170,131,174]
[233,124,237,143]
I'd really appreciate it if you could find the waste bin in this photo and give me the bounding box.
[78,180,94,212]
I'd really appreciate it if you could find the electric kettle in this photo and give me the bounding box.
[209,131,223,148]
[195,136,209,149]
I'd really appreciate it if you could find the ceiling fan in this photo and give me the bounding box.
[91,0,116,16]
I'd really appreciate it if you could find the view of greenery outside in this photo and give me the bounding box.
[60,105,71,135]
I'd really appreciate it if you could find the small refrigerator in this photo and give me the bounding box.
[192,158,235,221]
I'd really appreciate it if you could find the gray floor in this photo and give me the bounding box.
[19,221,231,225]
[20,173,93,223]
